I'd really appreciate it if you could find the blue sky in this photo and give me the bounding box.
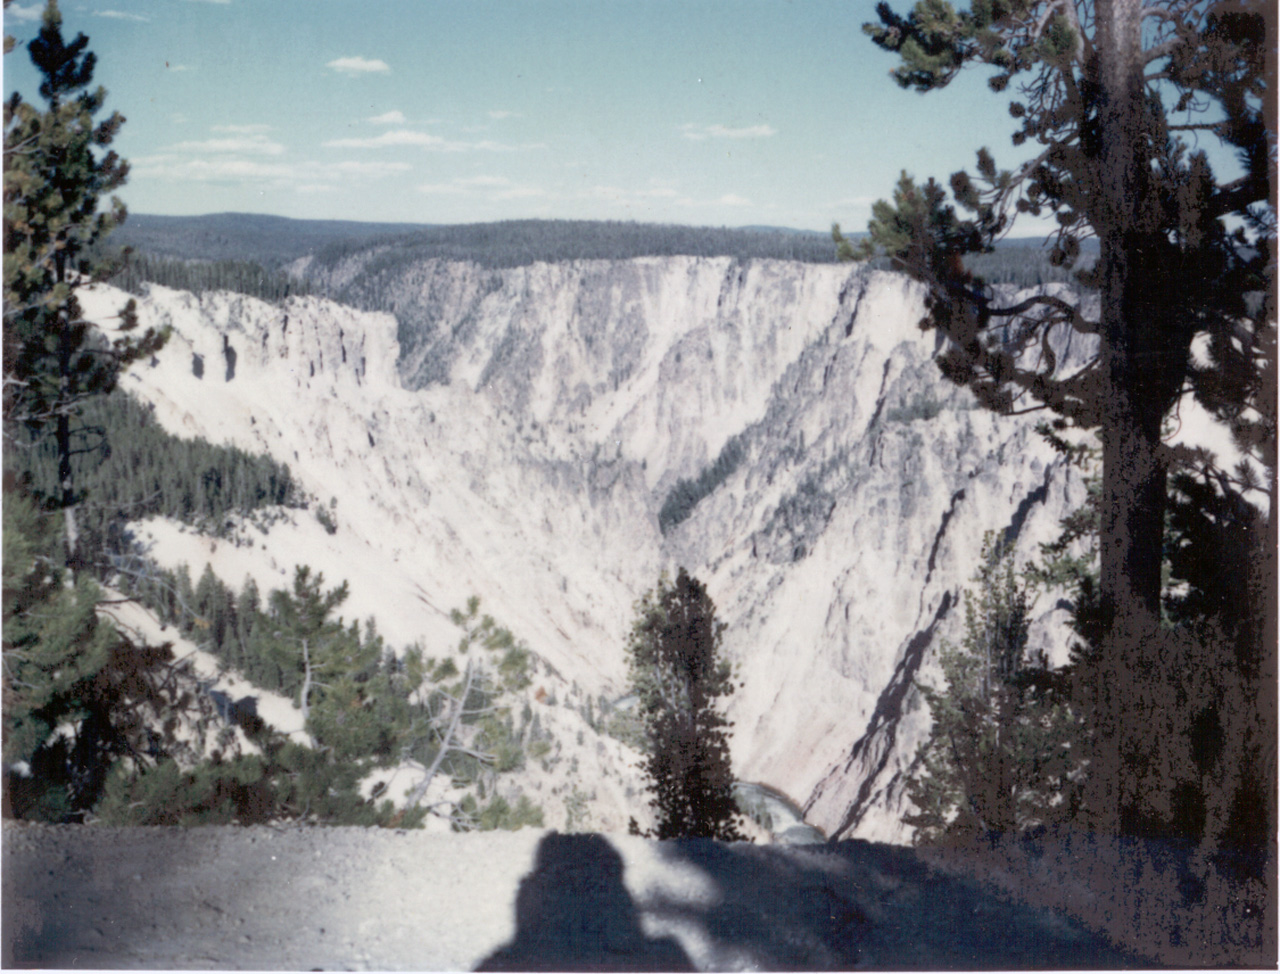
[5,0,1053,231]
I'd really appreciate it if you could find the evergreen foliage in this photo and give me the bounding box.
[111,211,430,268]
[262,567,365,726]
[108,252,313,303]
[449,596,533,692]
[392,597,544,826]
[657,435,747,534]
[1022,428,1273,863]
[7,389,301,567]
[110,210,1084,287]
[298,219,841,277]
[93,569,521,829]
[3,1,168,567]
[456,792,545,832]
[883,392,946,424]
[135,563,406,764]
[3,521,417,829]
[625,569,744,841]
[93,740,427,828]
[111,568,543,830]
[844,0,1274,843]
[2,482,216,822]
[962,239,1095,288]
[1063,476,1273,860]
[906,535,1083,843]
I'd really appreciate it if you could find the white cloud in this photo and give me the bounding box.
[325,130,444,149]
[94,10,150,22]
[681,123,777,141]
[417,175,545,200]
[494,185,549,200]
[466,139,547,153]
[585,184,683,203]
[6,3,41,21]
[487,110,520,120]
[325,130,543,153]
[718,193,753,206]
[170,134,285,155]
[132,157,295,182]
[165,63,194,72]
[332,160,413,176]
[131,153,411,187]
[367,110,406,125]
[212,123,271,134]
[327,56,391,76]
[416,182,470,197]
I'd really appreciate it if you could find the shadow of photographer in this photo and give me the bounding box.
[476,832,694,972]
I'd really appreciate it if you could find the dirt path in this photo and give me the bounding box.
[4,823,1146,970]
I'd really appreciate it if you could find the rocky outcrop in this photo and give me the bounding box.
[81,257,1093,842]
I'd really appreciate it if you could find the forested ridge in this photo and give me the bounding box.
[109,253,314,303]
[108,213,1088,308]
[110,212,434,268]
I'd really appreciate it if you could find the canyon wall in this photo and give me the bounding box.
[82,256,1093,841]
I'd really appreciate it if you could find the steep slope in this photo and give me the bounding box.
[78,258,1092,842]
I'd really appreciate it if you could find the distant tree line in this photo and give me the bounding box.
[306,219,841,273]
[108,214,1086,311]
[111,212,427,268]
[109,252,313,303]
[963,242,1096,289]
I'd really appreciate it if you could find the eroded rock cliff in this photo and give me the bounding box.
[81,257,1093,841]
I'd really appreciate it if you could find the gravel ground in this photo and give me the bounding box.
[3,822,1149,970]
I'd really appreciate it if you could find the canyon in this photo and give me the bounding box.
[79,255,1099,842]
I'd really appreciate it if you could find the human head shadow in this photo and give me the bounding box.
[476,832,694,972]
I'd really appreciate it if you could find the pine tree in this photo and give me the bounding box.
[625,569,744,841]
[842,0,1273,836]
[2,481,206,821]
[3,0,167,568]
[3,484,113,818]
[906,535,1083,843]
[232,577,261,673]
[263,567,372,727]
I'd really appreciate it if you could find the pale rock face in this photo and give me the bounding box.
[79,257,1094,842]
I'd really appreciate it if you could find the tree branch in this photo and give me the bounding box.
[986,291,1093,332]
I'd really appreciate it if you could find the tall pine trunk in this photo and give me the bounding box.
[1090,0,1168,834]
[54,260,80,573]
